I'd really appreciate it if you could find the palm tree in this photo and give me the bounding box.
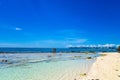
[117,46,120,53]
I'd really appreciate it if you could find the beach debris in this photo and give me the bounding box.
[85,52,89,54]
[118,74,120,77]
[74,56,81,58]
[8,62,13,64]
[100,54,107,57]
[92,52,96,54]
[47,55,52,57]
[70,56,81,60]
[80,73,87,76]
[70,57,75,60]
[85,52,88,54]
[115,69,119,71]
[86,57,92,59]
[1,59,8,62]
[59,54,62,56]
[90,79,99,80]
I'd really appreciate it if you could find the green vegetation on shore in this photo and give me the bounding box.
[117,46,120,53]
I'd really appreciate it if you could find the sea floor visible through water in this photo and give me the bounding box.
[0,53,99,80]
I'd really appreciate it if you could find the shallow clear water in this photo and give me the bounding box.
[0,53,98,80]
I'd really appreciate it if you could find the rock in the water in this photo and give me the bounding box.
[1,59,8,62]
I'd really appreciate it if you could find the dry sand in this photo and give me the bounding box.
[78,52,120,80]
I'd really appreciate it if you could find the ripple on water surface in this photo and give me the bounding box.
[0,53,98,80]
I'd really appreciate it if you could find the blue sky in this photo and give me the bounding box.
[0,0,120,47]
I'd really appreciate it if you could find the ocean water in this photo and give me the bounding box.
[0,47,117,53]
[0,53,99,80]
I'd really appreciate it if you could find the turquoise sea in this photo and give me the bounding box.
[0,53,99,80]
[0,47,117,53]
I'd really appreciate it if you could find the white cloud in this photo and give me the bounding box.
[15,27,22,31]
[66,44,73,47]
[68,44,118,48]
[0,43,21,47]
[74,39,87,43]
[31,38,87,48]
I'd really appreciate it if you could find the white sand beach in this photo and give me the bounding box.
[79,52,120,80]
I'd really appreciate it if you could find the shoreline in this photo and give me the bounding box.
[79,52,120,80]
